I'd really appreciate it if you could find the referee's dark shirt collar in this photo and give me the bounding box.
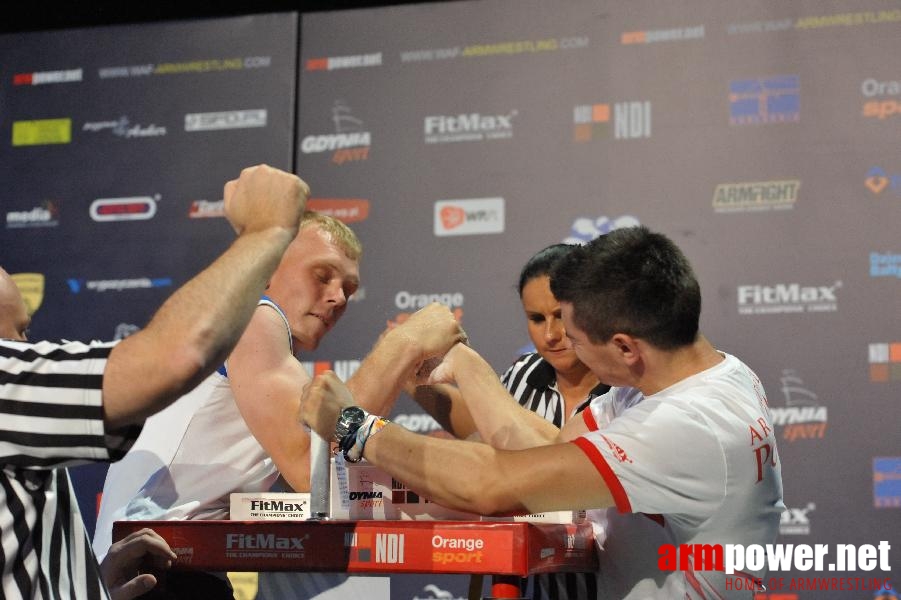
[526,354,611,409]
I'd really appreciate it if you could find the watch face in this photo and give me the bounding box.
[335,405,366,440]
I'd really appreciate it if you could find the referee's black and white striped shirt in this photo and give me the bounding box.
[502,352,609,427]
[501,352,610,600]
[1,339,139,600]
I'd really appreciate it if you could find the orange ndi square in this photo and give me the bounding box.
[870,364,889,382]
[889,342,901,362]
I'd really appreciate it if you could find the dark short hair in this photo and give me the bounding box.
[517,243,576,297]
[550,226,701,349]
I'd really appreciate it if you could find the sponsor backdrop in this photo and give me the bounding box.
[2,1,900,598]
[0,12,298,536]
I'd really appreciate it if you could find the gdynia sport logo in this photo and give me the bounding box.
[658,541,892,593]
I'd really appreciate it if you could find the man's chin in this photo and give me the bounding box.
[294,335,320,353]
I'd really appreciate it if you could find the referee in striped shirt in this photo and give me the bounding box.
[500,244,609,600]
[1,165,307,600]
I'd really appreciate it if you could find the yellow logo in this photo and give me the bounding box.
[12,119,72,146]
[11,273,44,315]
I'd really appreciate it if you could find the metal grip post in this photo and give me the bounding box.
[309,431,331,519]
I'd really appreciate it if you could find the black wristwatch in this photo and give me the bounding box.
[334,405,367,445]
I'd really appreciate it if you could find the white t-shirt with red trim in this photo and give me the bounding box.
[573,352,784,599]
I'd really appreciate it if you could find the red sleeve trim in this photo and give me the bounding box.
[582,405,599,431]
[572,437,632,513]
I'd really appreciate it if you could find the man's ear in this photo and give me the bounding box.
[610,333,641,365]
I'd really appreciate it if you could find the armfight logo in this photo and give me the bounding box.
[434,198,504,236]
[713,180,800,213]
[300,100,370,165]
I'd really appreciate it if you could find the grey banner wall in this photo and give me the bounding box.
[0,11,298,535]
[296,1,900,598]
[2,1,900,599]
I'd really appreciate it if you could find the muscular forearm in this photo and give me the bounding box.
[364,423,611,515]
[346,328,424,415]
[365,423,522,515]
[103,227,296,428]
[410,384,480,439]
[450,346,559,450]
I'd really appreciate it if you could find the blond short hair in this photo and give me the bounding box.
[299,210,362,261]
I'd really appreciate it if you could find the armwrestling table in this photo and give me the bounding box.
[114,519,598,600]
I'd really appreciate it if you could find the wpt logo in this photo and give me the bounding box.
[562,215,641,244]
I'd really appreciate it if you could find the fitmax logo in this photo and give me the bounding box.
[737,282,840,314]
[424,111,516,143]
[225,533,308,550]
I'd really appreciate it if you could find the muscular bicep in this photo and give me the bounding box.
[227,308,313,491]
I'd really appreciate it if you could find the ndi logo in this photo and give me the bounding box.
[868,342,901,383]
[574,101,651,141]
